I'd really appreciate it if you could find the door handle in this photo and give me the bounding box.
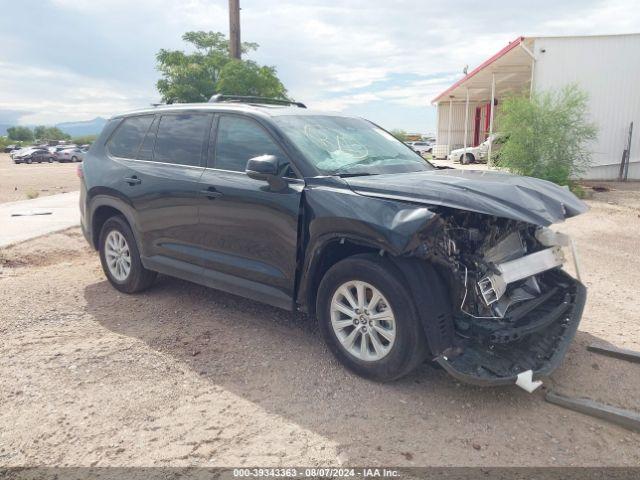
[124,176,141,185]
[198,187,223,199]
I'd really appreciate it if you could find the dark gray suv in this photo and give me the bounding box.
[80,95,587,388]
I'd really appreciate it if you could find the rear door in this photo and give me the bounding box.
[196,114,303,308]
[106,112,211,267]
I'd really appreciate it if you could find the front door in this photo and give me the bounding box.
[196,114,303,309]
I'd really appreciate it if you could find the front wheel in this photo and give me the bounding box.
[99,215,157,293]
[317,254,427,382]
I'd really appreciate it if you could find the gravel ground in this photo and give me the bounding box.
[1,183,639,468]
[0,153,79,203]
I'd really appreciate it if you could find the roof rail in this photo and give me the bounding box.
[208,94,306,108]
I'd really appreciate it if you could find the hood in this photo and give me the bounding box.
[344,169,588,226]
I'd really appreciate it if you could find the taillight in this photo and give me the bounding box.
[76,164,83,179]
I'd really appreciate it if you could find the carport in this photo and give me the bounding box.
[431,37,535,161]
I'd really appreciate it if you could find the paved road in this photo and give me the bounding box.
[0,191,80,248]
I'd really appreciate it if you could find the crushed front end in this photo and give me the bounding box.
[415,210,587,387]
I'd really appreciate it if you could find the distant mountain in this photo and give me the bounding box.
[56,117,108,137]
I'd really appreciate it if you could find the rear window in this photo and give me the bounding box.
[154,114,210,167]
[108,115,154,158]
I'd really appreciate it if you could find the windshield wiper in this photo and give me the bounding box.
[331,154,404,175]
[336,172,379,177]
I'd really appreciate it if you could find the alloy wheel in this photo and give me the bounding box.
[330,280,396,362]
[104,230,131,281]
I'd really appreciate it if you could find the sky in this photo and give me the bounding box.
[0,0,638,133]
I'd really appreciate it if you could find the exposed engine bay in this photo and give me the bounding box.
[415,209,586,386]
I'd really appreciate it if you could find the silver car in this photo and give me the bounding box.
[56,147,84,163]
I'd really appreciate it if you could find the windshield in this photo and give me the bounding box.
[273,115,434,176]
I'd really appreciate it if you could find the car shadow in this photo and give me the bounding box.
[83,275,639,462]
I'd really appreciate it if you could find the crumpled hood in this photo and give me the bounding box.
[344,169,588,226]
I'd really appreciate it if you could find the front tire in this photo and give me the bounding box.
[317,254,428,382]
[98,215,156,293]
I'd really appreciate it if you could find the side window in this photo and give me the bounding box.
[214,115,292,175]
[108,115,154,158]
[137,116,159,161]
[154,113,210,167]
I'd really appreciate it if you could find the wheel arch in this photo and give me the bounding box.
[296,234,385,317]
[297,233,456,357]
[88,194,140,251]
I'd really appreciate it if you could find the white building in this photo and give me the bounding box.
[431,34,640,180]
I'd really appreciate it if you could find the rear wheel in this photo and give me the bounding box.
[48,157,54,163]
[98,215,156,293]
[460,153,474,165]
[71,156,78,162]
[317,254,428,381]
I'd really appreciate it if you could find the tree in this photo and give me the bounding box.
[34,125,47,140]
[156,31,288,103]
[216,60,287,98]
[7,126,34,142]
[495,84,597,185]
[72,134,97,145]
[33,126,70,141]
[390,129,408,142]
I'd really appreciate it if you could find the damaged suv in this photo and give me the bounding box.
[80,96,587,388]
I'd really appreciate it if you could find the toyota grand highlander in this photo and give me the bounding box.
[79,95,587,387]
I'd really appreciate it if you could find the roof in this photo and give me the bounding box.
[431,36,534,104]
[114,102,345,119]
[432,33,640,104]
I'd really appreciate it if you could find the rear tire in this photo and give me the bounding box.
[98,215,156,293]
[48,157,54,163]
[317,254,428,382]
[460,153,474,165]
[71,156,78,162]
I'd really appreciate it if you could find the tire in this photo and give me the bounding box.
[316,253,428,382]
[48,157,54,163]
[460,153,474,165]
[98,215,156,293]
[26,158,32,164]
[71,156,78,162]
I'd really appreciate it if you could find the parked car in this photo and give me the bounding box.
[3,144,19,153]
[56,147,83,162]
[80,97,587,387]
[12,147,55,164]
[448,134,501,164]
[406,141,433,155]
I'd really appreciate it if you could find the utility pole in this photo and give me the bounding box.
[229,0,241,59]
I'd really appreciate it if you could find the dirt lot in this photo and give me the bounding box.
[0,153,79,203]
[1,182,640,467]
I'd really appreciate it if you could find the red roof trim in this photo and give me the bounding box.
[431,36,525,104]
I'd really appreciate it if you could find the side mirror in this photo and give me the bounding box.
[246,154,286,190]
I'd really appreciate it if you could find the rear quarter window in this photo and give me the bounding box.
[107,115,154,158]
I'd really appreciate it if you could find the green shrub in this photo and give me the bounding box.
[495,84,597,186]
